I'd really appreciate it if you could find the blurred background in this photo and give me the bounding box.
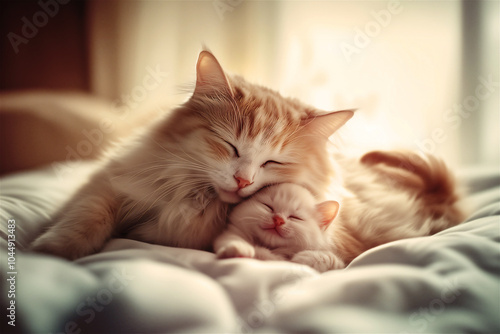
[0,0,498,175]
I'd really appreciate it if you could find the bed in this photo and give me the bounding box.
[1,92,499,334]
[1,158,499,334]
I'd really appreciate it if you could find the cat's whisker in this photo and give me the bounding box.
[148,137,213,169]
[115,165,170,178]
[148,152,211,170]
[114,160,216,182]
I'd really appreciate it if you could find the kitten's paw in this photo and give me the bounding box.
[291,250,345,273]
[216,241,255,259]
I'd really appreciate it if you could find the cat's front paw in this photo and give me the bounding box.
[30,234,97,260]
[291,250,345,273]
[216,241,255,259]
[30,240,78,260]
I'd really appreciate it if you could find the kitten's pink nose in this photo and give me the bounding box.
[273,215,285,227]
[234,176,253,189]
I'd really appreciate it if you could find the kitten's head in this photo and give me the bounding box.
[229,183,340,252]
[157,51,353,203]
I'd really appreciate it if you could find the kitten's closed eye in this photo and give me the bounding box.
[289,215,303,221]
[262,203,274,212]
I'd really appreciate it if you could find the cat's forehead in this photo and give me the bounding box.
[236,132,275,155]
[234,83,314,120]
[231,86,315,147]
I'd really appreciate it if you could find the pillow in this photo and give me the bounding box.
[0,91,120,175]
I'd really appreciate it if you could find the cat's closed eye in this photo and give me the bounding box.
[261,160,282,168]
[288,215,303,221]
[224,140,240,158]
[262,203,274,212]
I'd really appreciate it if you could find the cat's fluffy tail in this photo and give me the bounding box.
[360,150,467,233]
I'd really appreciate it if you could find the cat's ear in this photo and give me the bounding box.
[194,51,233,97]
[316,201,340,231]
[302,109,355,139]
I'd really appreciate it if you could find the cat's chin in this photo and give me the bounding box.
[262,227,284,238]
[217,188,243,204]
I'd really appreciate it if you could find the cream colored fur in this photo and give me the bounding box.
[214,183,344,271]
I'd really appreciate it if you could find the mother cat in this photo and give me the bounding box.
[31,51,354,260]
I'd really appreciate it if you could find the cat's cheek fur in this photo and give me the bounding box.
[207,162,234,185]
[200,151,242,203]
[256,230,289,249]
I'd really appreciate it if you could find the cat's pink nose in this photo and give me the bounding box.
[273,215,285,227]
[234,176,253,189]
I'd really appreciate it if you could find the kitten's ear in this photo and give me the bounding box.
[316,201,340,231]
[303,109,355,139]
[194,51,233,97]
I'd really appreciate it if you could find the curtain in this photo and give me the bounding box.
[86,0,499,168]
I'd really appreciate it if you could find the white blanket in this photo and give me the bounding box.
[1,162,499,333]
